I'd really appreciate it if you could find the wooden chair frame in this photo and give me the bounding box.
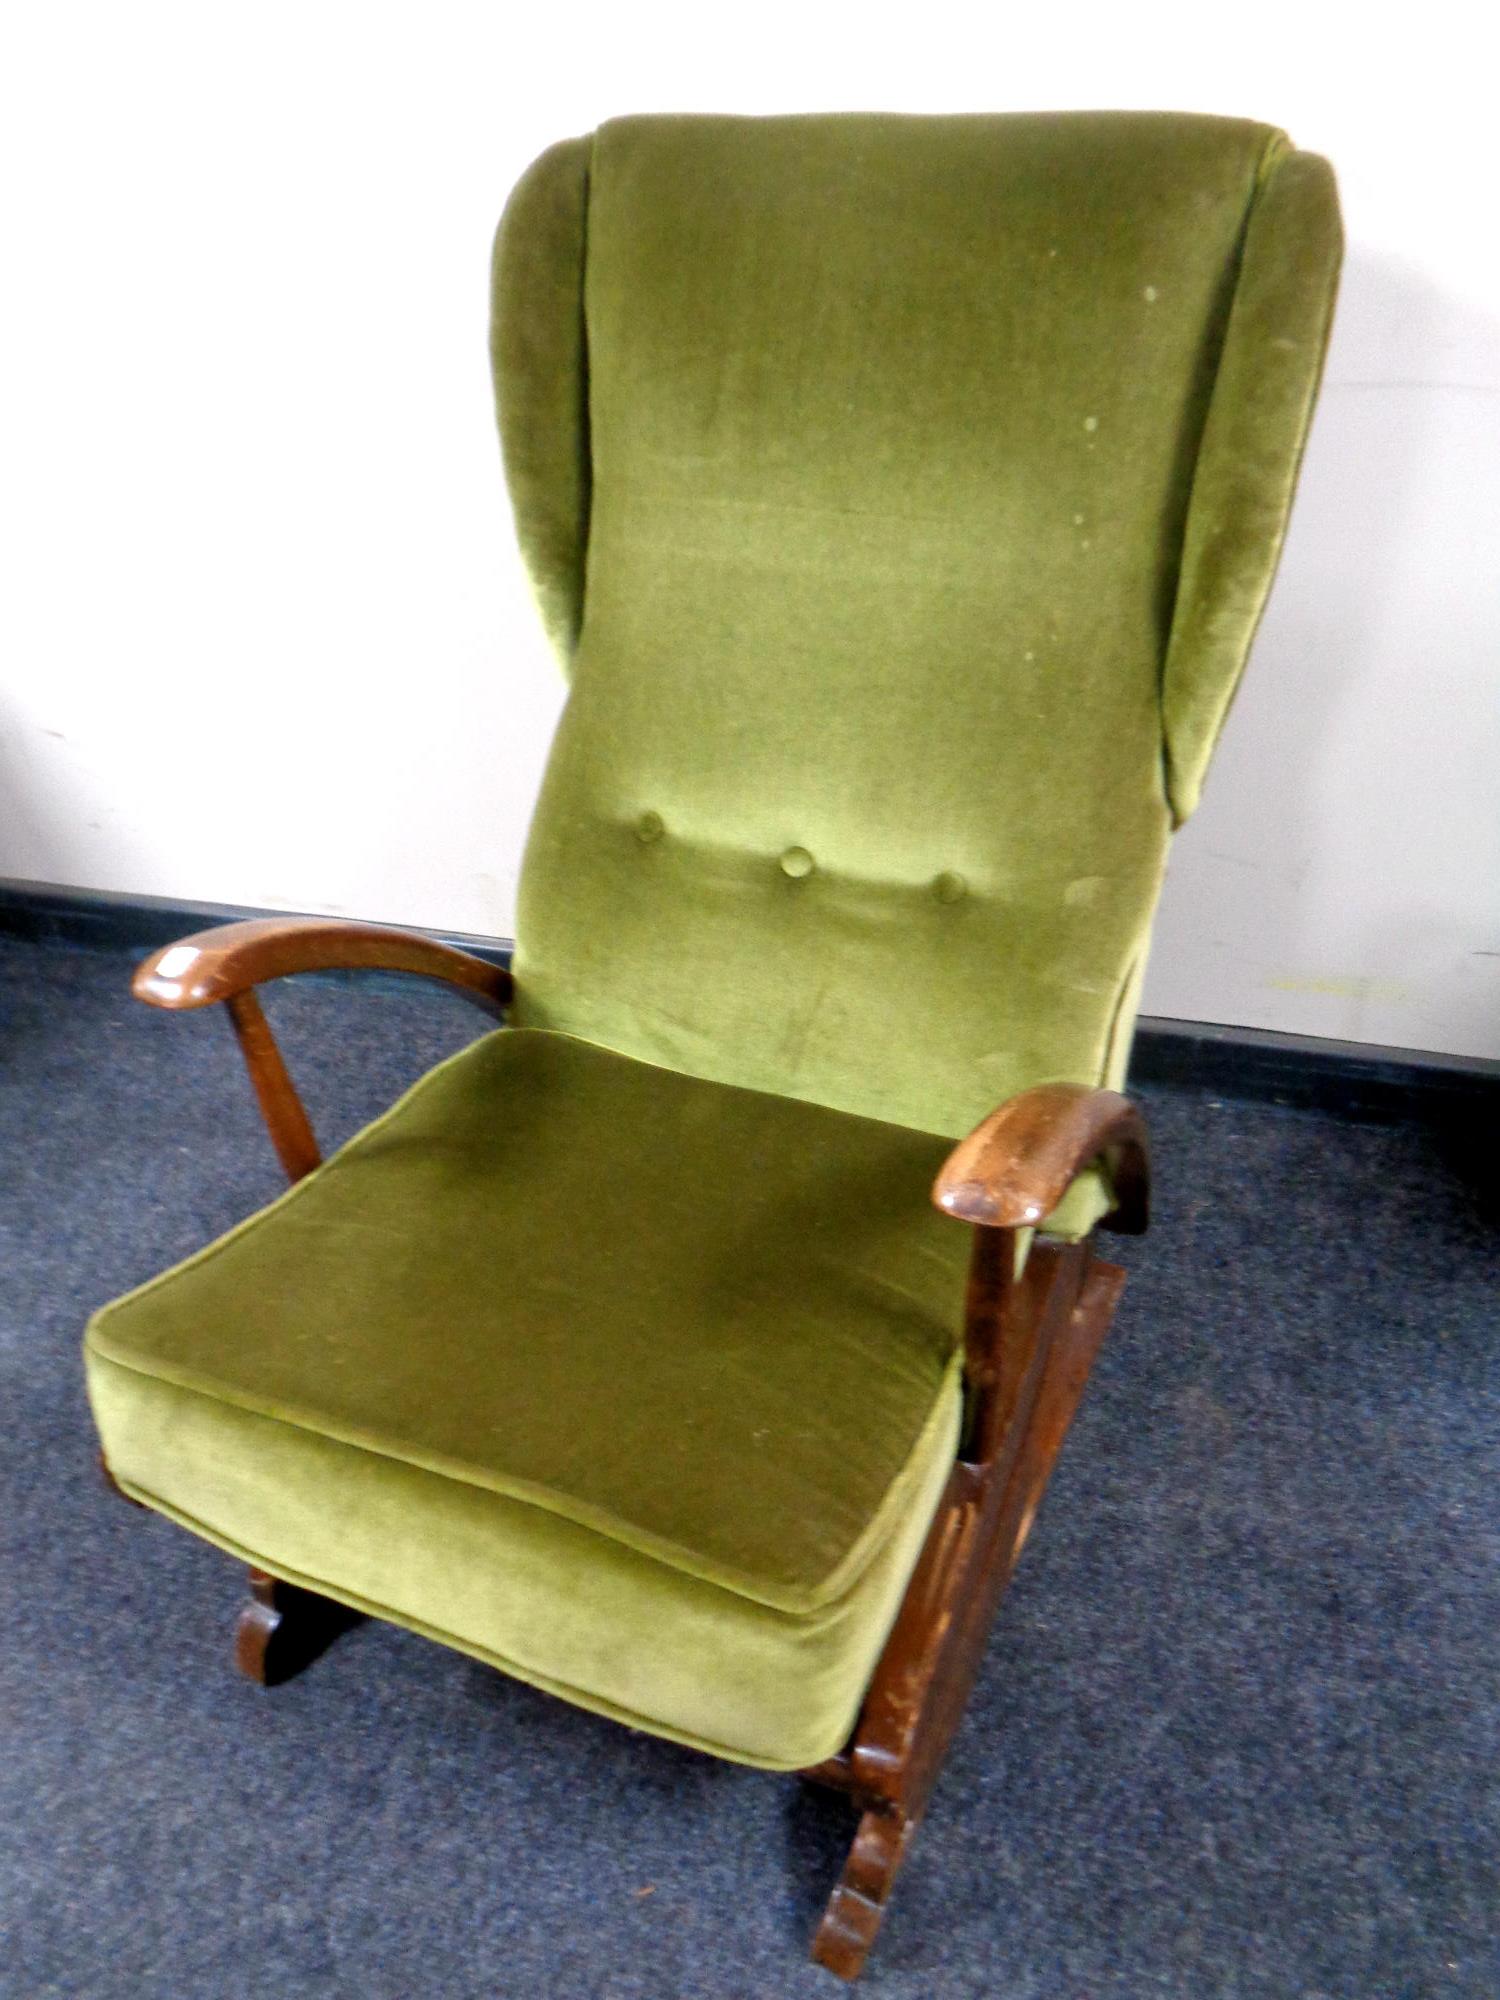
[106,914,1150,1981]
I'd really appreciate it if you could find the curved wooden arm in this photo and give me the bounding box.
[132,918,511,1187]
[932,1083,1150,1236]
[132,918,512,1016]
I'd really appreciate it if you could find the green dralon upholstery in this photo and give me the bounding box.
[496,112,1340,1203]
[87,1030,968,1766]
[89,113,1340,1769]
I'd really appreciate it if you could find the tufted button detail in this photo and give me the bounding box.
[635,810,664,844]
[934,871,967,904]
[779,845,815,880]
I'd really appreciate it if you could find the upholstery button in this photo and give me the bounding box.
[779,845,815,880]
[635,810,664,844]
[934,871,967,904]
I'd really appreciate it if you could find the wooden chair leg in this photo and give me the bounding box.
[98,1458,365,1686]
[234,1567,368,1687]
[810,1804,915,1980]
[806,1243,1126,1980]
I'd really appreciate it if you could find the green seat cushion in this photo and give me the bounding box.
[87,1360,959,1770]
[88,1027,967,1608]
[86,1028,971,1763]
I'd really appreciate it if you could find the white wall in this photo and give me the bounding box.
[2,3,1496,1057]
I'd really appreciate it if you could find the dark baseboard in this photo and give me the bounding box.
[0,876,511,968]
[1126,1016,1499,1122]
[4,876,1496,1123]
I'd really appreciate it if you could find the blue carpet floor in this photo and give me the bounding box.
[1,935,1495,1999]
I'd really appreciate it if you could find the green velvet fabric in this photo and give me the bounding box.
[89,1030,968,1605]
[489,137,592,662]
[86,1029,969,1764]
[494,113,1341,1237]
[1161,147,1342,820]
[88,1358,960,1771]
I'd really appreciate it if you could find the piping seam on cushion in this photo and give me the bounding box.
[100,1472,849,1772]
[84,1342,964,1619]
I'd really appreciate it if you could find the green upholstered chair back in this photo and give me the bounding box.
[492,113,1340,1150]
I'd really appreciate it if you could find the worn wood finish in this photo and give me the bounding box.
[854,1243,1092,1813]
[960,1226,1057,1466]
[806,1228,1134,1979]
[234,1567,368,1687]
[902,1253,1120,1810]
[226,990,322,1183]
[132,916,512,1016]
[813,1806,916,1981]
[933,1082,1150,1234]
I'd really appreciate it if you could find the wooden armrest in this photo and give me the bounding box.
[932,1083,1150,1235]
[132,918,511,1186]
[132,917,512,1016]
